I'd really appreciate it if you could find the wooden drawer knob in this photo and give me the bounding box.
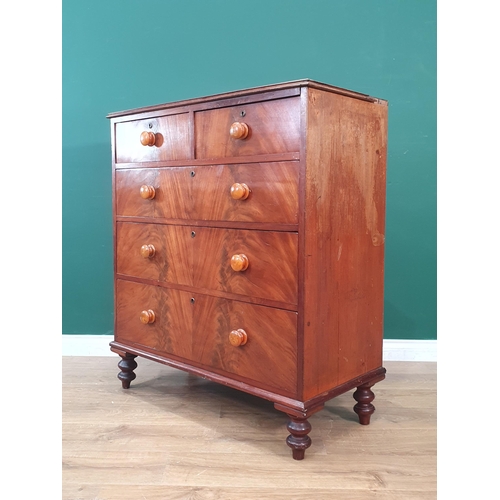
[231,254,249,272]
[230,182,250,200]
[139,309,156,324]
[140,131,156,146]
[229,328,248,347]
[140,244,155,258]
[140,185,156,199]
[229,122,249,140]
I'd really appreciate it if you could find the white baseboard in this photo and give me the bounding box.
[62,334,115,357]
[382,339,436,362]
[62,335,436,362]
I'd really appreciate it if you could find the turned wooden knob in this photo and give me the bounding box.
[229,122,249,140]
[139,309,156,324]
[140,185,156,199]
[140,131,156,146]
[230,254,249,272]
[229,328,248,347]
[140,244,155,258]
[230,182,250,200]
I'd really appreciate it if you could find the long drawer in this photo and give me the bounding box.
[115,280,298,395]
[116,222,298,305]
[115,162,299,224]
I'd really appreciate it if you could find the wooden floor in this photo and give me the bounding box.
[62,357,436,499]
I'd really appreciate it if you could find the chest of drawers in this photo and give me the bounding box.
[107,79,388,460]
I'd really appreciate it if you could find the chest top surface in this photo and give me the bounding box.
[107,79,386,119]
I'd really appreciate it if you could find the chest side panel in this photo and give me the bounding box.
[302,88,388,400]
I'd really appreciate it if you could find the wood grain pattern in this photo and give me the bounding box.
[230,253,249,272]
[111,340,384,416]
[106,79,383,120]
[115,162,299,224]
[114,152,300,169]
[115,112,191,163]
[301,88,388,400]
[115,280,298,394]
[229,121,249,139]
[116,222,298,305]
[62,358,436,499]
[195,98,301,158]
[139,184,156,199]
[115,168,157,218]
[230,182,250,200]
[116,222,192,286]
[114,277,298,312]
[116,217,298,232]
[109,81,388,460]
[229,328,248,346]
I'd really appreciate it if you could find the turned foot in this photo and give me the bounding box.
[353,383,376,425]
[286,416,312,460]
[117,353,137,389]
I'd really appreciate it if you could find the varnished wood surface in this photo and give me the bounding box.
[229,121,249,140]
[115,112,192,163]
[114,276,298,312]
[114,151,300,169]
[62,358,436,499]
[115,162,299,224]
[195,98,301,158]
[116,222,298,305]
[301,88,388,400]
[107,79,384,119]
[115,280,298,394]
[109,82,389,461]
[111,341,384,415]
[115,217,298,233]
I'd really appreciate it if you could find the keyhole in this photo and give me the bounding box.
[240,110,246,117]
[148,123,153,129]
[190,171,195,177]
[190,297,195,304]
[191,231,196,238]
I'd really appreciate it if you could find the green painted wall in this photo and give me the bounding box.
[62,0,436,340]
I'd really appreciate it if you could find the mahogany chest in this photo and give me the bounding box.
[107,80,388,459]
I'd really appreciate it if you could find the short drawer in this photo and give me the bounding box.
[115,280,297,395]
[115,162,299,224]
[115,112,191,163]
[116,222,298,305]
[194,97,300,159]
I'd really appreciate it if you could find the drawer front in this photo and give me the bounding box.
[195,97,301,159]
[116,222,298,305]
[115,113,191,164]
[115,162,298,224]
[115,280,297,394]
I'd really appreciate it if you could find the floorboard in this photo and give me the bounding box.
[62,357,436,499]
